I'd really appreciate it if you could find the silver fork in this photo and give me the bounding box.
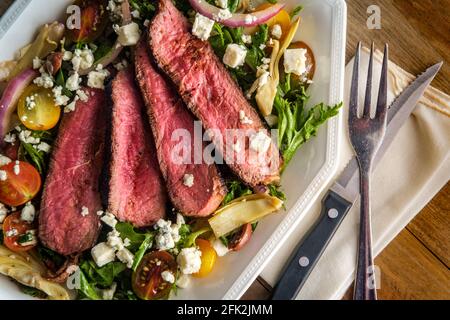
[349,42,388,300]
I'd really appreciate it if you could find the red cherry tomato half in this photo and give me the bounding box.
[0,161,42,207]
[2,211,37,252]
[132,251,177,300]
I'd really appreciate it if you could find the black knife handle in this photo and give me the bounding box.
[272,191,353,300]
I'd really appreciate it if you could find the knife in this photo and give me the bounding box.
[272,61,443,300]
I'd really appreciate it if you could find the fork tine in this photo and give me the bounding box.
[363,43,374,118]
[349,42,361,121]
[376,44,389,121]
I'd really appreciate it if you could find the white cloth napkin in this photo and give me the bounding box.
[260,47,450,299]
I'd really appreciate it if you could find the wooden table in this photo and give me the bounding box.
[1,0,448,300]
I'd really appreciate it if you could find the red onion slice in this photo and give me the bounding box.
[0,69,38,143]
[188,0,285,27]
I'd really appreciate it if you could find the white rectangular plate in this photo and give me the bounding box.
[0,0,346,300]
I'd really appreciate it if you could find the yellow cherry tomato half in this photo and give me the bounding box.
[17,84,61,131]
[255,3,291,40]
[193,239,217,278]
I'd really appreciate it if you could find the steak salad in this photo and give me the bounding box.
[0,0,341,300]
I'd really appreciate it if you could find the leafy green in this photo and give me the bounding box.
[129,0,156,19]
[274,86,342,166]
[251,222,259,232]
[0,230,3,244]
[131,234,153,271]
[78,270,101,300]
[222,180,253,205]
[18,128,54,174]
[290,5,304,18]
[176,223,192,250]
[183,227,211,248]
[36,245,65,269]
[228,0,240,12]
[80,260,126,288]
[17,232,33,244]
[15,282,47,299]
[115,222,150,252]
[93,41,113,63]
[219,236,229,247]
[172,0,192,14]
[55,69,74,98]
[268,184,286,201]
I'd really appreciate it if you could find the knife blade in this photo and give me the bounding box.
[272,61,443,300]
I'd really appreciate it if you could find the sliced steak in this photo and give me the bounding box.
[109,68,167,226]
[39,88,106,256]
[149,0,281,187]
[135,41,225,217]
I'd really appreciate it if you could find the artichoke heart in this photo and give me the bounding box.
[208,194,283,238]
[0,245,71,300]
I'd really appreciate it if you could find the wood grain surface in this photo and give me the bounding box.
[0,0,448,300]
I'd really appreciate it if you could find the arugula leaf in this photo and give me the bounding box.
[115,222,149,252]
[219,236,229,247]
[93,41,113,63]
[36,245,65,269]
[55,69,74,98]
[132,234,153,271]
[17,128,54,174]
[268,184,286,201]
[129,0,156,19]
[290,5,304,18]
[15,282,47,299]
[78,270,101,300]
[274,91,342,166]
[222,180,253,205]
[172,0,192,14]
[252,24,269,47]
[228,0,240,12]
[183,227,211,248]
[80,260,126,288]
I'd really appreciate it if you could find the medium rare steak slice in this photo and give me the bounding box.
[135,41,225,217]
[39,88,106,256]
[149,0,281,187]
[109,68,167,226]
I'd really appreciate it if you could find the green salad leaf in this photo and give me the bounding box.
[115,222,151,252]
[274,83,342,167]
[80,260,127,288]
[222,180,253,205]
[131,234,153,271]
[129,0,156,19]
[18,127,54,174]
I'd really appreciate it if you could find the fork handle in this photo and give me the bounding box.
[354,168,377,300]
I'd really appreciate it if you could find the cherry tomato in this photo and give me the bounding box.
[17,84,61,131]
[2,211,37,252]
[0,161,41,207]
[255,3,291,40]
[228,223,253,251]
[193,239,217,278]
[288,41,316,84]
[132,251,177,300]
[66,0,109,43]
